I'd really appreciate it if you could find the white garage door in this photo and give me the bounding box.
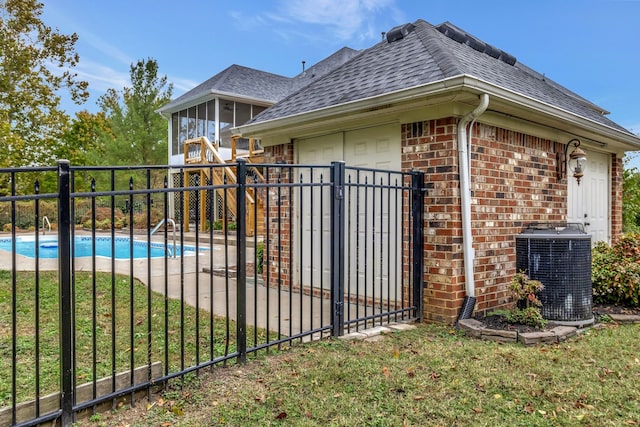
[294,124,401,293]
[344,125,401,170]
[294,133,343,288]
[567,150,610,244]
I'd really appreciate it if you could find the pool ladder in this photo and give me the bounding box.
[150,218,177,258]
[42,216,51,235]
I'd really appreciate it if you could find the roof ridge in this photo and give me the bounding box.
[413,19,464,78]
[211,64,239,90]
[247,47,369,124]
[294,46,360,79]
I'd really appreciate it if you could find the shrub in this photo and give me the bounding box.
[256,242,264,274]
[510,272,544,309]
[490,272,546,328]
[592,233,640,307]
[80,207,126,230]
[212,219,237,231]
[132,209,164,229]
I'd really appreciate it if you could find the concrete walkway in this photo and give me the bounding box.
[2,233,401,340]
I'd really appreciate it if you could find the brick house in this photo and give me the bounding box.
[232,19,640,324]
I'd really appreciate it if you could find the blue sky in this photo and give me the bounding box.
[43,0,640,148]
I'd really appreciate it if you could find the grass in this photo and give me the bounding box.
[0,270,273,407]
[82,323,640,427]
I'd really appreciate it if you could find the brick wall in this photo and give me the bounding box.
[611,153,624,238]
[401,118,464,323]
[265,122,623,325]
[263,143,294,290]
[402,119,567,323]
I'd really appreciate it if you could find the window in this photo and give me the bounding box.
[206,100,216,142]
[171,113,179,155]
[170,99,270,157]
[197,103,206,137]
[187,106,196,139]
[219,99,233,147]
[236,102,251,125]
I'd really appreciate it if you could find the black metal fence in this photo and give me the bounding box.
[0,159,424,426]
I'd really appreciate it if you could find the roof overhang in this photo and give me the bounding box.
[234,74,640,152]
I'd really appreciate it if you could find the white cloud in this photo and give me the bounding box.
[74,60,130,93]
[232,0,404,45]
[59,60,196,100]
[278,0,399,41]
[80,32,133,67]
[44,3,133,67]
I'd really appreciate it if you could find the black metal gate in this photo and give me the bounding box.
[0,159,424,426]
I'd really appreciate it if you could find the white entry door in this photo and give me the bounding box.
[567,150,610,244]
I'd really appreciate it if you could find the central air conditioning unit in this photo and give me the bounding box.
[515,223,593,326]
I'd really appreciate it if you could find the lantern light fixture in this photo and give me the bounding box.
[557,138,588,185]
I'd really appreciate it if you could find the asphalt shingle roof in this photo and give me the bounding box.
[159,47,360,112]
[160,65,292,111]
[248,19,631,135]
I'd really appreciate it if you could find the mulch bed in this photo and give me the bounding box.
[593,303,640,317]
[477,314,553,334]
[476,303,640,334]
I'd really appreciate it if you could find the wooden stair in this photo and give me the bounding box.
[182,136,265,237]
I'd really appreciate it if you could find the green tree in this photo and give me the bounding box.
[0,0,88,168]
[622,153,640,233]
[59,110,113,166]
[98,58,172,170]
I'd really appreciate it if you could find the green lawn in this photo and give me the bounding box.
[0,270,245,406]
[84,322,640,427]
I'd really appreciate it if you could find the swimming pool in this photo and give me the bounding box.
[0,235,203,259]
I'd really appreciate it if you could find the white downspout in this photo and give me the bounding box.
[458,94,489,300]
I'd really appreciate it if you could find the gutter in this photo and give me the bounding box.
[456,93,489,322]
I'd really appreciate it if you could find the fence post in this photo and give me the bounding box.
[411,171,425,322]
[236,158,247,363]
[57,160,74,425]
[331,161,345,336]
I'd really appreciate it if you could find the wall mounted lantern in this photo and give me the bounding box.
[557,138,588,185]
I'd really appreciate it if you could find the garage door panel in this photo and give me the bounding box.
[293,125,402,304]
[344,124,401,301]
[295,135,342,290]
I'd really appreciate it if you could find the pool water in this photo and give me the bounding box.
[0,235,202,259]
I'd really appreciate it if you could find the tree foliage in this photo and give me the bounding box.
[98,58,172,168]
[0,0,88,167]
[622,154,640,233]
[60,111,113,166]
